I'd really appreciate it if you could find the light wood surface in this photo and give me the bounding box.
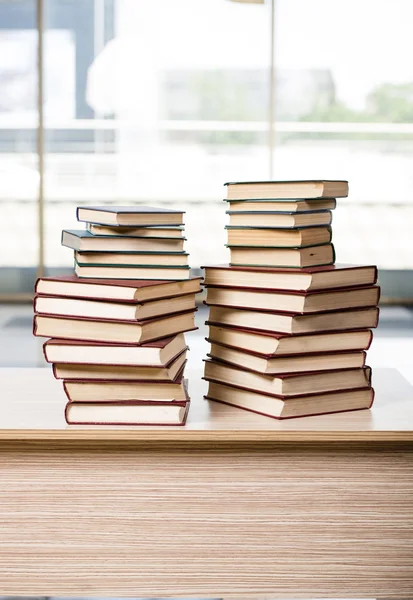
[0,367,413,442]
[0,446,412,598]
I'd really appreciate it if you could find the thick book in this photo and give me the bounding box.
[34,292,196,322]
[206,324,373,356]
[87,223,184,238]
[35,275,202,302]
[205,380,373,420]
[75,262,191,281]
[227,211,333,229]
[229,245,335,268]
[207,342,366,375]
[53,349,187,382]
[75,250,189,267]
[205,285,380,314]
[207,305,380,335]
[62,230,185,253]
[225,198,337,212]
[203,264,378,291]
[65,400,190,426]
[33,309,197,344]
[204,359,372,397]
[226,226,332,248]
[77,206,184,227]
[63,378,188,402]
[224,180,349,200]
[43,333,187,367]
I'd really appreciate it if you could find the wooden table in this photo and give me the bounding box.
[0,367,412,599]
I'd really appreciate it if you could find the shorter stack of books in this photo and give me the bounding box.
[33,205,201,426]
[63,205,190,280]
[225,179,348,268]
[203,179,380,420]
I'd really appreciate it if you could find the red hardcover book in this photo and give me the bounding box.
[43,334,187,367]
[204,285,380,315]
[202,263,378,291]
[33,309,197,344]
[205,323,373,357]
[34,274,202,303]
[205,380,374,420]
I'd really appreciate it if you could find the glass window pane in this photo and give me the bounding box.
[0,1,38,293]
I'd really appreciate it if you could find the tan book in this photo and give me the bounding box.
[208,343,366,375]
[225,198,336,212]
[75,251,189,267]
[62,230,185,252]
[228,211,332,228]
[63,379,188,402]
[53,349,187,382]
[205,285,380,314]
[229,245,335,268]
[204,359,372,397]
[87,223,184,238]
[33,310,197,344]
[65,400,189,426]
[226,226,332,248]
[207,324,373,356]
[203,264,377,291]
[205,380,373,420]
[207,305,380,335]
[35,275,201,302]
[75,263,191,280]
[225,180,349,200]
[35,293,196,322]
[43,333,187,367]
[77,206,184,226]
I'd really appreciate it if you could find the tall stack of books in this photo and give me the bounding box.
[33,206,201,426]
[203,180,380,419]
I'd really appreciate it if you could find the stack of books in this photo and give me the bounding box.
[203,180,380,420]
[33,206,201,426]
[63,206,190,280]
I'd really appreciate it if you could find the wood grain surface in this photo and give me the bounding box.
[0,367,413,442]
[0,446,411,598]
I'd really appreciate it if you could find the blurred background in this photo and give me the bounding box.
[1,0,413,375]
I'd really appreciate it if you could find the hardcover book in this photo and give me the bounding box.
[226,226,332,248]
[87,223,184,238]
[228,244,335,268]
[224,180,349,200]
[65,400,190,426]
[227,210,333,228]
[43,333,187,366]
[74,262,191,281]
[77,205,184,227]
[35,275,202,302]
[225,198,337,212]
[203,264,377,291]
[62,230,185,253]
[205,380,374,420]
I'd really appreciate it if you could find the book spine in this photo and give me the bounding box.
[34,277,41,294]
[366,330,374,350]
[42,340,49,362]
[64,401,190,426]
[52,364,58,379]
[331,243,336,263]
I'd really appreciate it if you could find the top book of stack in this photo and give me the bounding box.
[224,180,349,201]
[77,206,184,227]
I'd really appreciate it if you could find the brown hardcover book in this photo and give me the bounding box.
[53,349,187,382]
[63,377,188,402]
[65,400,190,426]
[205,380,373,420]
[207,342,366,375]
[203,264,378,291]
[224,180,349,200]
[227,210,332,229]
[77,205,184,227]
[43,333,187,366]
[34,292,196,322]
[204,359,372,397]
[207,305,380,335]
[205,285,380,314]
[33,309,197,344]
[206,324,373,356]
[225,198,337,212]
[226,226,332,248]
[229,244,335,268]
[35,275,202,302]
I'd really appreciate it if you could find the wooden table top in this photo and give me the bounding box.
[0,367,412,443]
